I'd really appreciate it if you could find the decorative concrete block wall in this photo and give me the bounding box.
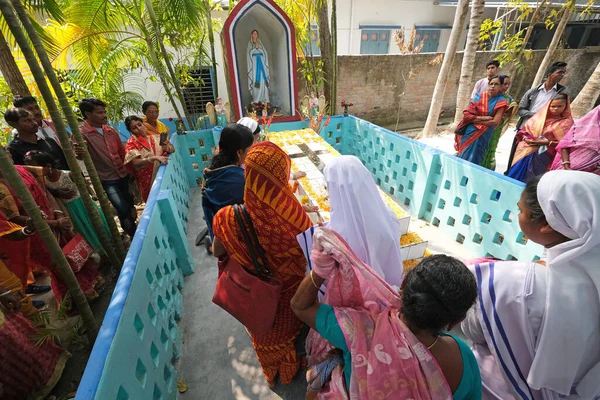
[76,135,194,400]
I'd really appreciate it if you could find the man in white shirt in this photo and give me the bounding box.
[12,96,60,144]
[515,61,569,130]
[471,60,500,101]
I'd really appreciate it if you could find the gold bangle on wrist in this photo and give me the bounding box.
[310,271,320,289]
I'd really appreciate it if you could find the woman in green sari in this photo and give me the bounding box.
[482,75,519,171]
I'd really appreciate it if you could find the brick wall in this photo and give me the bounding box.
[299,48,600,128]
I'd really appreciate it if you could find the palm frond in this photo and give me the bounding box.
[24,0,65,23]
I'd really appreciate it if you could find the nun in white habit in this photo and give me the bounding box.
[462,170,600,400]
[322,155,405,287]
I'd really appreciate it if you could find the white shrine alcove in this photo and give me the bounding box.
[222,0,299,122]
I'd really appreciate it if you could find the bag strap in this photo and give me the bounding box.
[233,204,266,278]
[240,205,272,277]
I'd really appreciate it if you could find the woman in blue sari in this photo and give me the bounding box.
[456,75,509,165]
[202,123,254,245]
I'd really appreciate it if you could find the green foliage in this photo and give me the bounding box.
[477,0,576,76]
[30,293,88,347]
[39,0,210,122]
[274,0,327,97]
[478,18,503,46]
[0,77,14,146]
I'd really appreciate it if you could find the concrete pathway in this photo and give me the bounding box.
[418,127,517,175]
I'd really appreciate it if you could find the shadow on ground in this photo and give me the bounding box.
[179,188,307,400]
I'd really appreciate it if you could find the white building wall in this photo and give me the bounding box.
[336,0,498,55]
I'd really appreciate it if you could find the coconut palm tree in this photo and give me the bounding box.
[571,60,600,118]
[330,0,337,114]
[531,1,573,88]
[51,0,209,131]
[2,0,126,266]
[453,0,485,126]
[420,0,469,139]
[0,145,98,341]
[204,0,218,98]
[317,0,333,108]
[0,33,30,95]
[0,0,66,96]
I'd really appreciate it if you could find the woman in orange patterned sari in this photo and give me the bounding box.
[212,142,313,388]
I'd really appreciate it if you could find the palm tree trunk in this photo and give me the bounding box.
[0,32,31,96]
[531,5,571,88]
[205,0,218,98]
[8,0,126,263]
[453,0,485,125]
[571,60,600,118]
[419,0,469,139]
[0,146,98,341]
[145,36,187,129]
[317,0,333,108]
[330,0,337,114]
[509,0,547,96]
[144,0,191,130]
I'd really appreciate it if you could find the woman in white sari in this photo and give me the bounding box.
[462,170,600,399]
[323,155,404,287]
[247,29,270,104]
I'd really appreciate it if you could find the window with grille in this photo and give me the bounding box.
[360,30,390,55]
[181,67,216,115]
[302,25,321,57]
[415,29,441,53]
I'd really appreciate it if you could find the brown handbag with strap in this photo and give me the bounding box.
[212,204,282,336]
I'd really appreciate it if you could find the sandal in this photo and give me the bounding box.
[26,285,51,295]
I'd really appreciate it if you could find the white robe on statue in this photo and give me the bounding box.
[462,170,600,400]
[247,40,270,104]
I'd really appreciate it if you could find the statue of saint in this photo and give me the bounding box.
[215,97,227,127]
[247,29,270,104]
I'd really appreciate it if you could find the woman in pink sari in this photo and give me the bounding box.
[550,105,600,175]
[291,229,481,399]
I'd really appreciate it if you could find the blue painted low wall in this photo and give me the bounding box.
[76,134,194,400]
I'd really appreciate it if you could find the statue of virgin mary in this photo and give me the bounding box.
[247,29,270,104]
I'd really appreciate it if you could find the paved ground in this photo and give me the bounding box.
[419,127,517,175]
